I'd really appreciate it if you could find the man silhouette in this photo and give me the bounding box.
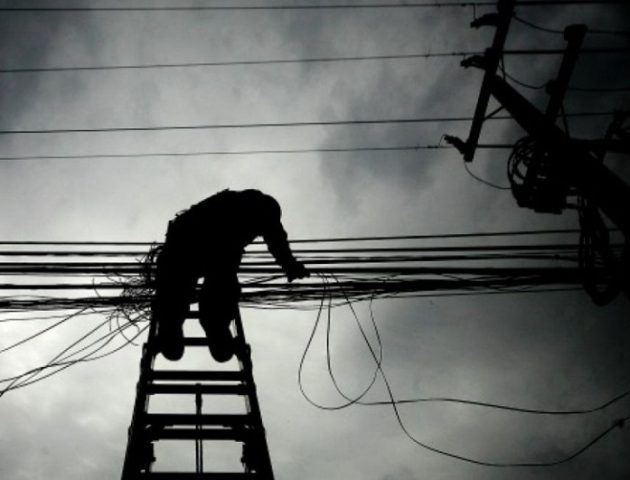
[152,189,309,362]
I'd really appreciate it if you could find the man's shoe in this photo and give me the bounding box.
[200,320,235,363]
[156,322,184,361]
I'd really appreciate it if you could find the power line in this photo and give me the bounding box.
[1,47,627,76]
[504,71,630,93]
[503,47,630,55]
[0,229,587,247]
[0,3,498,12]
[0,144,519,162]
[0,116,477,136]
[0,145,449,162]
[0,244,589,258]
[299,275,630,468]
[0,53,481,74]
[503,67,630,93]
[0,1,625,12]
[513,13,630,38]
[0,112,614,136]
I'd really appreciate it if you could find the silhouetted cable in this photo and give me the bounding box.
[503,70,547,90]
[503,67,630,93]
[464,162,511,190]
[0,241,155,246]
[0,243,588,257]
[0,145,448,161]
[0,1,626,12]
[0,117,491,136]
[298,274,630,467]
[0,316,72,354]
[0,112,615,136]
[569,86,630,93]
[355,390,630,415]
[513,13,630,38]
[0,251,585,273]
[503,47,630,55]
[0,144,519,162]
[332,276,630,467]
[0,3,497,12]
[0,233,584,249]
[512,14,566,34]
[1,48,625,76]
[0,52,483,74]
[0,229,586,247]
[0,313,147,396]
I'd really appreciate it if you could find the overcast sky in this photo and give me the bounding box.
[1,1,629,479]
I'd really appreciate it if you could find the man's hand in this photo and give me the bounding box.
[286,261,310,282]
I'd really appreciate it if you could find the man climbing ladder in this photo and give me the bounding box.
[153,188,310,362]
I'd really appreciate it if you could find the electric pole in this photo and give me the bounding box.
[446,0,630,303]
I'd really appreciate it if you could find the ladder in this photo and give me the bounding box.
[121,308,275,479]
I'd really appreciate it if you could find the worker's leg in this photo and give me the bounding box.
[153,247,195,361]
[198,270,240,362]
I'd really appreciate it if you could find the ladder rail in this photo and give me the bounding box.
[121,307,275,479]
[233,311,275,478]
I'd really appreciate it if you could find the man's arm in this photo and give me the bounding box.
[260,197,310,282]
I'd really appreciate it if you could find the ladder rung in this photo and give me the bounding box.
[147,413,251,427]
[140,473,257,479]
[150,370,244,381]
[181,337,208,346]
[147,383,247,395]
[153,427,249,441]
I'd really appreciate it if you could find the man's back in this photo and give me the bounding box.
[169,189,282,255]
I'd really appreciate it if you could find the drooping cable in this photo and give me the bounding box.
[513,13,630,38]
[301,274,630,467]
[0,111,617,137]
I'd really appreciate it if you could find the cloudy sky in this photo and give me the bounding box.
[0,1,629,479]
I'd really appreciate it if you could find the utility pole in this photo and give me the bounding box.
[446,0,630,302]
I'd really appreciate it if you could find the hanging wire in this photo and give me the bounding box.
[513,13,630,38]
[296,273,630,467]
[0,230,622,398]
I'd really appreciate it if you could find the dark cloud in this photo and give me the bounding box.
[278,7,484,208]
[0,5,102,130]
[0,3,628,480]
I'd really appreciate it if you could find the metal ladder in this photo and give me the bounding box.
[121,308,275,479]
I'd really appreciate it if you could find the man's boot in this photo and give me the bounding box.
[154,301,185,361]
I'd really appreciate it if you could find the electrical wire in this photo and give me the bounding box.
[0,1,626,12]
[0,3,500,12]
[0,145,452,162]
[1,231,598,397]
[502,68,630,93]
[0,116,481,136]
[513,13,630,38]
[0,311,147,396]
[0,112,615,136]
[0,52,482,75]
[298,275,383,410]
[0,143,513,162]
[0,314,76,354]
[297,274,630,467]
[464,162,512,190]
[502,70,547,90]
[504,47,630,55]
[0,228,599,246]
